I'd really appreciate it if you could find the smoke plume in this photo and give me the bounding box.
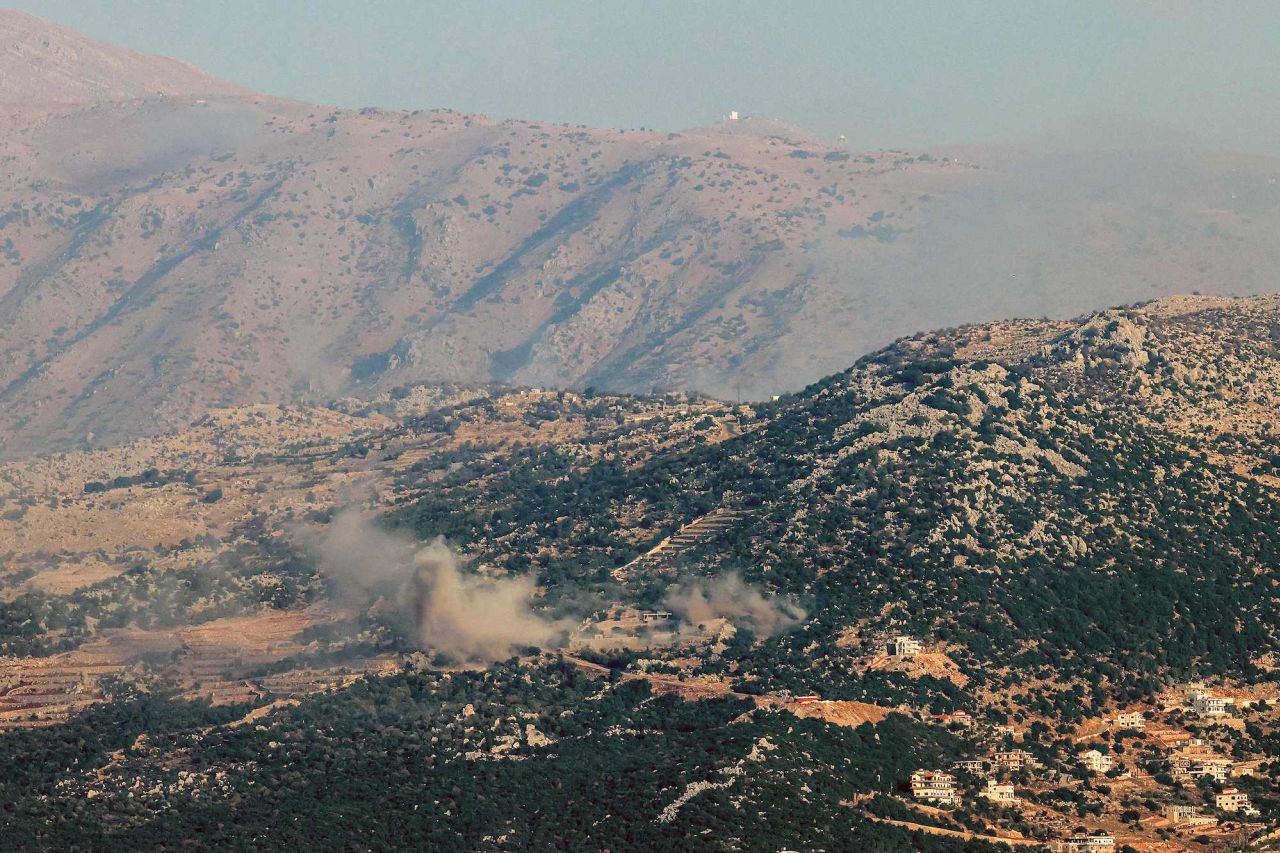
[663,572,804,636]
[311,510,569,662]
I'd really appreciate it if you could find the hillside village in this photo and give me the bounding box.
[711,629,1280,849]
[4,296,1280,847]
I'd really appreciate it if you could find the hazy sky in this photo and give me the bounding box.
[14,0,1280,151]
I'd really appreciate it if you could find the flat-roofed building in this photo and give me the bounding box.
[1079,749,1113,773]
[995,749,1035,769]
[1053,833,1115,852]
[888,635,922,658]
[1216,788,1258,815]
[1113,710,1145,730]
[980,780,1018,805]
[1164,804,1216,827]
[1191,690,1230,716]
[910,770,958,806]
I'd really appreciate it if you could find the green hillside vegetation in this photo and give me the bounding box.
[404,299,1280,712]
[1,662,999,851]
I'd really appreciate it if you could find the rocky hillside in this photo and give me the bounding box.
[4,294,1280,705]
[5,296,1280,848]
[3,13,1279,459]
[401,294,1280,698]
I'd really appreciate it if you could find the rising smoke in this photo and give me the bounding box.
[310,510,569,662]
[663,572,804,636]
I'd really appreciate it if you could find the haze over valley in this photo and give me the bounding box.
[1,9,1277,458]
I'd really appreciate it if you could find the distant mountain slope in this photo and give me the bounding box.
[0,82,979,457]
[0,10,248,105]
[0,13,1278,460]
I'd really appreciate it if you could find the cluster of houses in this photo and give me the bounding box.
[868,658,1268,844]
[1157,783,1254,819]
[908,771,1121,851]
[938,745,1115,779]
[911,755,1036,809]
[908,770,1022,808]
[1156,790,1259,822]
[1158,790,1259,826]
[905,719,1263,845]
[1171,754,1233,782]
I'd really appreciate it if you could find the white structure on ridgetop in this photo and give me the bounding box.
[728,110,740,121]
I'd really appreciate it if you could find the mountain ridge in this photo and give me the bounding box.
[0,12,1278,469]
[0,9,250,106]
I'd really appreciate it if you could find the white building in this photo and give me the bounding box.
[1054,833,1115,852]
[638,611,673,624]
[889,635,922,658]
[910,770,958,806]
[1113,711,1145,730]
[1216,788,1258,815]
[1079,749,1113,774]
[995,749,1036,769]
[1188,758,1233,782]
[951,759,986,773]
[1191,690,1230,716]
[980,780,1018,805]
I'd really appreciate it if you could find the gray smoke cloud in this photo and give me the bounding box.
[663,572,804,636]
[311,510,569,662]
